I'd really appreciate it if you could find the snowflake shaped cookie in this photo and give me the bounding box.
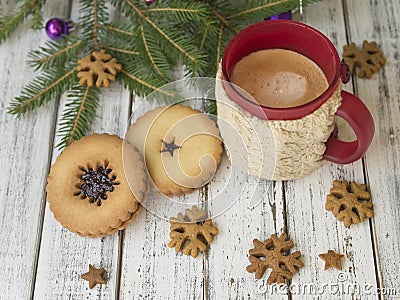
[168,206,218,258]
[77,49,122,87]
[343,40,386,79]
[246,233,304,284]
[326,180,374,227]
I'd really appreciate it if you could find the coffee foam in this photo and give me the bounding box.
[231,49,329,108]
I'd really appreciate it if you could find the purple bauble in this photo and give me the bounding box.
[267,11,292,20]
[45,18,70,40]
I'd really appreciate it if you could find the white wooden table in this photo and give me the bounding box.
[1,0,399,299]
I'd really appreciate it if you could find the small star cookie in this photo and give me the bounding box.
[81,264,107,289]
[318,250,345,270]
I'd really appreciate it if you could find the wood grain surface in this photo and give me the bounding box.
[0,0,399,299]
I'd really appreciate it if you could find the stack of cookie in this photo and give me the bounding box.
[126,105,223,196]
[46,134,146,238]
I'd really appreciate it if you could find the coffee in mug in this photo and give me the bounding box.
[216,20,375,180]
[230,49,328,108]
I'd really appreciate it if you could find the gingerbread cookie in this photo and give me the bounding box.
[126,105,223,196]
[46,134,146,237]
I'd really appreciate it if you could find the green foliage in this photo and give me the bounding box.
[0,0,45,43]
[4,0,322,149]
[8,66,77,116]
[57,85,100,149]
[28,35,87,71]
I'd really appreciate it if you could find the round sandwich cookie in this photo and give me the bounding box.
[125,105,223,196]
[46,134,147,237]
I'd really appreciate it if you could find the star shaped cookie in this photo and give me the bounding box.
[81,264,107,289]
[318,250,345,270]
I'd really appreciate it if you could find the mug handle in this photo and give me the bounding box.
[324,91,375,164]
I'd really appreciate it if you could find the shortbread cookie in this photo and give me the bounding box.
[46,134,146,237]
[126,105,223,196]
[77,205,143,238]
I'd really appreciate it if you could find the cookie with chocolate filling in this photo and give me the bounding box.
[46,134,146,237]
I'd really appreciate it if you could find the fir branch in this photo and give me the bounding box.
[140,25,162,76]
[8,66,77,115]
[228,0,291,18]
[123,0,198,63]
[120,69,173,97]
[79,0,108,50]
[0,0,39,44]
[144,8,201,13]
[141,2,208,23]
[28,37,84,71]
[205,0,238,33]
[57,85,100,149]
[216,23,224,72]
[103,25,134,36]
[199,23,209,52]
[228,0,320,22]
[30,0,44,29]
[93,0,99,48]
[104,46,139,56]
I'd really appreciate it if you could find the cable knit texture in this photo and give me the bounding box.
[215,65,342,180]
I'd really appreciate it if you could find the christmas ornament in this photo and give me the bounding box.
[45,18,73,40]
[267,11,292,20]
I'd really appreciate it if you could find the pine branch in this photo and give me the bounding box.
[57,85,100,149]
[141,1,208,23]
[140,24,162,76]
[228,0,320,23]
[204,0,239,34]
[125,0,196,62]
[28,36,86,71]
[119,69,172,97]
[8,66,77,115]
[79,0,108,50]
[104,46,139,56]
[113,0,207,75]
[0,0,40,44]
[30,0,45,29]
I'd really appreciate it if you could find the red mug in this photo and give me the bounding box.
[221,20,374,164]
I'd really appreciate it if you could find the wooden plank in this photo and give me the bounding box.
[119,95,206,299]
[286,1,379,298]
[344,0,400,297]
[0,1,70,299]
[33,85,131,300]
[33,2,132,299]
[205,155,287,299]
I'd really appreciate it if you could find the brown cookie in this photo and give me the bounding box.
[77,205,143,238]
[46,134,147,237]
[126,105,223,196]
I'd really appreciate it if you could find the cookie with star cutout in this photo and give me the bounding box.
[126,105,223,196]
[46,134,147,237]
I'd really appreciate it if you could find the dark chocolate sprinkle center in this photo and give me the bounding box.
[77,165,119,206]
